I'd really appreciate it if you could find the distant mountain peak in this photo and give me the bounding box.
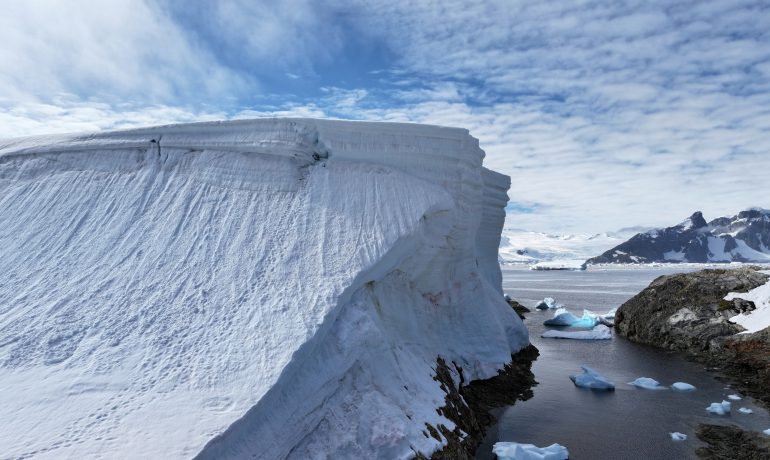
[588,209,770,264]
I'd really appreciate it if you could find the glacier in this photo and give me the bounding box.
[0,118,528,459]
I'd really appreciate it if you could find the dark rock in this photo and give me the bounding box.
[415,345,539,459]
[695,424,770,459]
[504,295,531,319]
[614,268,768,355]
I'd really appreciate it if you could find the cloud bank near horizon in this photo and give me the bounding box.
[2,0,769,233]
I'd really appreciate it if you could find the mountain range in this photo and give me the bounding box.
[588,209,770,264]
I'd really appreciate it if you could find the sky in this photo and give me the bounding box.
[2,0,770,234]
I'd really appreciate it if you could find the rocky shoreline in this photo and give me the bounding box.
[416,345,539,459]
[615,267,770,457]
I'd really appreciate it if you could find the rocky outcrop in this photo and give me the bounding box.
[616,267,770,409]
[696,424,770,460]
[615,268,768,355]
[504,295,531,319]
[588,209,770,264]
[416,345,539,460]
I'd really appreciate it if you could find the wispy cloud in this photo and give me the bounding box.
[2,0,769,233]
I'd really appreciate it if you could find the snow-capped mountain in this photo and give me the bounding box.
[0,119,526,458]
[588,209,770,264]
[498,229,625,265]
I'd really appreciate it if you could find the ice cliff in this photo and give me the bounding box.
[0,118,527,459]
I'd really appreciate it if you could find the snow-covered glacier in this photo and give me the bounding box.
[0,118,527,459]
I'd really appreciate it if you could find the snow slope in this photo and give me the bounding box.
[498,230,623,265]
[0,118,526,459]
[726,270,770,334]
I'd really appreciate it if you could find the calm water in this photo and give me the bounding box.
[478,266,770,460]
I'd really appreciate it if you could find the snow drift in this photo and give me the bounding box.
[0,118,527,459]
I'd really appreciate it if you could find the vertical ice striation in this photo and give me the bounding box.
[0,118,525,459]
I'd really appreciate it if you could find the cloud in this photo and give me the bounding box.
[2,0,770,233]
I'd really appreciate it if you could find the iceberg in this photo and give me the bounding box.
[706,401,732,415]
[542,325,612,340]
[670,432,687,441]
[569,366,615,390]
[738,407,753,414]
[671,382,696,392]
[492,442,569,460]
[543,307,581,326]
[727,394,742,400]
[535,297,561,310]
[0,119,526,459]
[764,429,770,436]
[629,377,667,390]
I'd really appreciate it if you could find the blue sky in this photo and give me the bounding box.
[2,0,770,233]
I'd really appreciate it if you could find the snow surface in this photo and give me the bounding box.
[726,271,770,333]
[629,377,667,390]
[569,366,615,390]
[706,401,732,415]
[0,118,527,459]
[671,382,696,392]
[541,325,612,340]
[498,230,622,265]
[492,442,569,460]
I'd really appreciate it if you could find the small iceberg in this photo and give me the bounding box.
[670,432,687,441]
[764,428,770,436]
[535,297,561,310]
[671,382,696,392]
[629,377,667,390]
[492,442,569,460]
[569,366,615,390]
[706,401,731,415]
[727,394,742,401]
[738,407,753,414]
[543,308,581,326]
[542,325,612,340]
[543,308,612,328]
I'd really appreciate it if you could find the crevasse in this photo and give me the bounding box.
[0,118,526,459]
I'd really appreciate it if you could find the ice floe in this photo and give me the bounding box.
[706,401,732,415]
[492,442,570,460]
[671,382,696,391]
[542,307,614,328]
[738,407,753,414]
[727,394,742,400]
[628,377,667,390]
[670,432,687,441]
[542,325,612,340]
[569,366,615,390]
[535,297,561,310]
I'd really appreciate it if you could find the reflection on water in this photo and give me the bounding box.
[478,267,770,460]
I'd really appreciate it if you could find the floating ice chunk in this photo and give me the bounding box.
[603,308,617,320]
[569,366,615,390]
[543,308,580,326]
[535,297,561,310]
[727,394,741,401]
[670,432,687,441]
[542,325,612,340]
[629,377,667,390]
[764,428,770,436]
[571,310,602,328]
[706,401,732,415]
[492,441,569,460]
[738,407,753,414]
[671,382,696,392]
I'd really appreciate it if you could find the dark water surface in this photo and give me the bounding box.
[478,267,770,460]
